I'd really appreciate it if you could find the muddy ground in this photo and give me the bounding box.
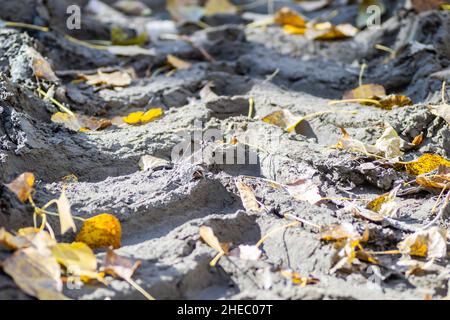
[0,0,450,299]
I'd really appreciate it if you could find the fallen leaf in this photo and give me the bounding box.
[138,155,170,171]
[5,172,35,202]
[110,27,148,46]
[199,225,227,253]
[342,84,412,109]
[320,222,360,241]
[402,153,450,176]
[122,108,164,125]
[112,0,152,16]
[26,47,58,82]
[306,22,358,40]
[3,247,67,300]
[343,84,386,100]
[285,179,322,205]
[398,227,447,259]
[366,185,401,218]
[416,165,450,189]
[0,228,32,250]
[235,180,261,212]
[57,189,76,235]
[412,132,424,147]
[103,248,141,280]
[378,94,413,110]
[330,238,378,273]
[429,103,450,125]
[80,70,132,87]
[204,0,237,16]
[261,109,298,131]
[75,214,122,249]
[51,242,98,280]
[274,7,307,28]
[51,112,112,132]
[167,54,192,70]
[280,269,319,286]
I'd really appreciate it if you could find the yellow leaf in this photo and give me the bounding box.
[402,154,450,176]
[261,109,298,131]
[103,248,141,281]
[320,223,360,241]
[378,94,413,110]
[57,189,76,235]
[51,242,97,275]
[199,225,226,253]
[366,185,401,218]
[412,132,424,147]
[280,269,319,287]
[5,172,35,202]
[27,47,58,82]
[343,84,386,100]
[274,7,307,28]
[167,54,192,70]
[75,214,122,249]
[204,0,237,16]
[51,112,112,132]
[398,227,447,259]
[123,108,164,125]
[282,24,306,35]
[235,180,261,212]
[306,22,358,40]
[416,166,450,189]
[81,70,132,87]
[2,247,67,300]
[110,27,148,46]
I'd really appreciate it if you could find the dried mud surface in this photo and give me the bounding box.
[1,0,450,300]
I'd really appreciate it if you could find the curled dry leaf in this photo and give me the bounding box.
[235,180,261,212]
[342,84,412,109]
[397,227,447,259]
[3,247,67,300]
[401,153,450,176]
[199,225,225,253]
[274,7,307,28]
[80,70,132,87]
[280,269,319,287]
[167,54,192,70]
[5,172,35,203]
[261,109,298,132]
[306,22,358,40]
[416,165,450,189]
[320,222,361,241]
[284,179,322,205]
[366,185,402,218]
[330,238,378,273]
[343,84,386,100]
[26,47,58,82]
[122,108,164,125]
[57,189,76,235]
[75,213,122,249]
[103,248,141,281]
[51,112,112,132]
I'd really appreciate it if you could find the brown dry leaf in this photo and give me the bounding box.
[51,112,112,132]
[75,213,122,249]
[261,109,298,131]
[412,132,424,147]
[330,238,378,273]
[204,0,237,16]
[122,108,164,125]
[280,269,319,287]
[167,54,192,70]
[274,7,307,28]
[235,180,261,212]
[80,70,132,87]
[342,84,412,109]
[306,22,358,40]
[57,189,76,235]
[398,227,447,259]
[26,47,58,82]
[5,172,35,203]
[411,0,445,12]
[2,247,67,300]
[199,225,225,253]
[285,179,322,205]
[416,165,450,189]
[320,222,360,241]
[103,248,141,280]
[378,95,413,110]
[401,153,450,176]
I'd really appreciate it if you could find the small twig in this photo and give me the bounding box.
[126,277,156,300]
[359,63,367,87]
[422,189,450,230]
[3,21,49,32]
[37,88,74,116]
[283,213,321,230]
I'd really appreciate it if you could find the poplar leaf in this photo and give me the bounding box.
[5,172,35,203]
[75,214,122,249]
